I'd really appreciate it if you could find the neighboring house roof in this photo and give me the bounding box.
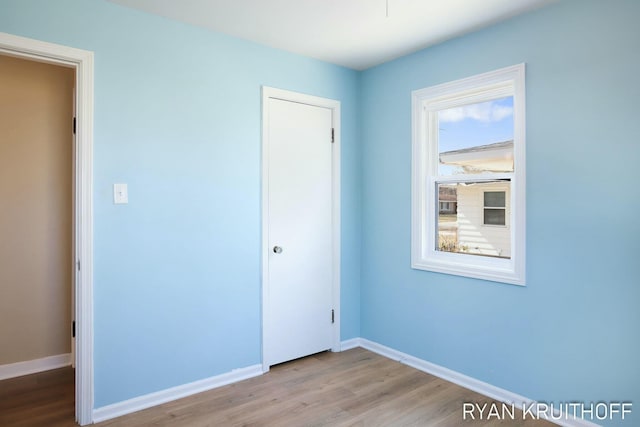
[438,185,457,201]
[440,140,513,173]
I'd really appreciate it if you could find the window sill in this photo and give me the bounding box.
[411,254,525,286]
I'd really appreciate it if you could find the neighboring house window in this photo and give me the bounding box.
[411,64,526,285]
[483,191,506,226]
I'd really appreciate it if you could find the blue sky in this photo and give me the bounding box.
[438,96,514,153]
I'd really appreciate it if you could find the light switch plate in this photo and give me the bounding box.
[114,183,128,204]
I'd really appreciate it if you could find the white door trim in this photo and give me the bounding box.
[0,32,95,426]
[261,87,341,372]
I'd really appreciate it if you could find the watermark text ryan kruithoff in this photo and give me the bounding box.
[462,401,632,422]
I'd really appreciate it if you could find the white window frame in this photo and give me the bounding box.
[411,64,526,285]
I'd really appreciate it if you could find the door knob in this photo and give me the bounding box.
[273,246,283,254]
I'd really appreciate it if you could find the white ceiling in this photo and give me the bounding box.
[108,0,556,70]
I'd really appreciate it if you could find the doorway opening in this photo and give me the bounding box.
[0,32,94,426]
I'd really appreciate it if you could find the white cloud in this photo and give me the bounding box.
[439,100,513,123]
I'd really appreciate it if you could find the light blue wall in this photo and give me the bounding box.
[360,1,639,425]
[0,0,361,407]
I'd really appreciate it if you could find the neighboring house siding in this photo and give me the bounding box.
[457,182,510,258]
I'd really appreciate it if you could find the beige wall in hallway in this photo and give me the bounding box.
[0,55,74,365]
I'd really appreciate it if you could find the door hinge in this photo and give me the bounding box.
[72,321,76,338]
[77,260,81,271]
[331,309,335,324]
[73,117,77,135]
[331,128,334,143]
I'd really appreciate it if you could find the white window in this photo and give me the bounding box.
[411,64,526,285]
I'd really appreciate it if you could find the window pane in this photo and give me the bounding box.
[438,96,514,175]
[484,191,505,207]
[436,180,510,259]
[484,209,506,225]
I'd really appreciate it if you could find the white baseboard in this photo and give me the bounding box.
[0,353,72,380]
[92,364,263,423]
[339,337,362,351]
[342,338,599,427]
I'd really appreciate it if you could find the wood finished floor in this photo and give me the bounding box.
[0,364,75,427]
[0,348,555,426]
